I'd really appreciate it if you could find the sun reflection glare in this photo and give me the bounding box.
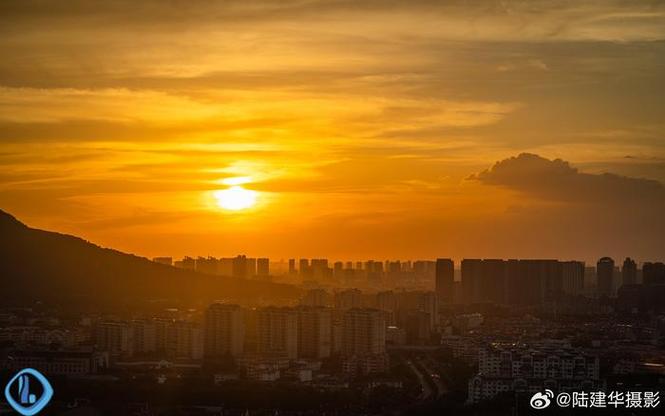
[213,186,257,211]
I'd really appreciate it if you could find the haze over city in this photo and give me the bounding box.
[2,2,665,416]
[1,1,665,262]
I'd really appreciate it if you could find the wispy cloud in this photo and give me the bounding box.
[1,1,665,259]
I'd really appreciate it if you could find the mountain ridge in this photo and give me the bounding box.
[0,209,300,310]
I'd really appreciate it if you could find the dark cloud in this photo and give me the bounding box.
[466,153,665,260]
[471,153,665,204]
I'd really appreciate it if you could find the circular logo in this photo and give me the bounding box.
[530,390,553,410]
[4,368,54,416]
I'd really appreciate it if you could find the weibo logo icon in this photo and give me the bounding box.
[4,369,54,415]
[530,389,554,410]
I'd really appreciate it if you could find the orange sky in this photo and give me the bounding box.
[1,1,664,262]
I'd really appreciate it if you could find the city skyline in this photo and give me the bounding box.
[1,2,664,414]
[1,1,665,261]
[2,205,665,415]
[159,253,664,268]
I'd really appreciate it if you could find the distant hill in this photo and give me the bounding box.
[0,209,300,310]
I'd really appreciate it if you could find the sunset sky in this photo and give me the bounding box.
[1,1,664,262]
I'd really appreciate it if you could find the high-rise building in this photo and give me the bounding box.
[296,306,332,359]
[132,319,157,354]
[404,311,431,344]
[246,257,257,277]
[342,308,385,356]
[232,255,248,279]
[335,288,363,310]
[413,260,433,275]
[341,308,388,375]
[95,321,132,356]
[300,288,331,307]
[597,257,615,297]
[153,318,171,354]
[504,259,563,305]
[488,259,560,305]
[364,260,383,285]
[257,307,298,359]
[288,259,296,275]
[481,259,506,304]
[542,259,564,302]
[373,261,384,274]
[216,257,232,276]
[299,259,311,279]
[195,256,218,274]
[375,290,396,325]
[333,261,344,279]
[311,259,330,280]
[585,266,596,288]
[435,258,454,304]
[376,290,397,313]
[257,258,269,277]
[458,258,571,305]
[621,257,637,286]
[461,259,483,304]
[504,259,523,305]
[330,311,344,355]
[204,303,245,358]
[242,308,259,353]
[561,261,585,295]
[643,262,665,285]
[387,261,401,274]
[167,320,203,360]
[419,291,438,327]
[395,290,438,328]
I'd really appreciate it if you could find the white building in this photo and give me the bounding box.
[468,344,600,404]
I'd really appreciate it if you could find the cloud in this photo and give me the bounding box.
[471,153,665,204]
[1,1,665,261]
[3,1,665,42]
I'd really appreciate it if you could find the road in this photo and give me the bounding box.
[405,359,433,401]
[417,357,448,399]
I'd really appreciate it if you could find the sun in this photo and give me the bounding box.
[213,186,257,211]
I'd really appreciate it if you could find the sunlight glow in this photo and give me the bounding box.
[221,176,253,186]
[213,186,257,211]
